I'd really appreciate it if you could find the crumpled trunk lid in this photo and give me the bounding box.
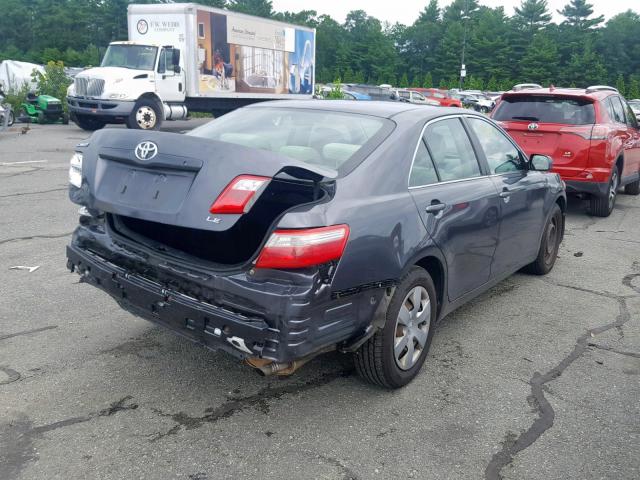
[71,129,336,233]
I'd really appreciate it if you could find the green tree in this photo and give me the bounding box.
[616,74,626,97]
[627,76,640,99]
[519,33,559,85]
[227,0,274,18]
[486,76,498,91]
[399,73,409,88]
[514,0,552,34]
[423,72,433,88]
[558,0,604,30]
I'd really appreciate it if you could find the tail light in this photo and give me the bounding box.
[590,125,608,140]
[209,175,270,214]
[255,225,350,269]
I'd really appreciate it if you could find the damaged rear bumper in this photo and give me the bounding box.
[66,225,387,363]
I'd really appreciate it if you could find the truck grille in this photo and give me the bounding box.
[74,77,105,97]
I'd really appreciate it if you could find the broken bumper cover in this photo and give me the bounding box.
[67,244,278,360]
[66,228,385,363]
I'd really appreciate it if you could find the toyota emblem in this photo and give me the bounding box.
[527,123,539,131]
[135,141,158,161]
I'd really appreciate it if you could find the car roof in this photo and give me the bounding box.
[246,99,442,119]
[502,87,616,101]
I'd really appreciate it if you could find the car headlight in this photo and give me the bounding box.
[108,93,128,99]
[69,152,83,188]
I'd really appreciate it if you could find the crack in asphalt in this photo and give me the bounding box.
[0,366,21,385]
[484,272,640,480]
[148,368,353,442]
[317,454,360,480]
[0,187,67,199]
[588,342,640,358]
[0,396,138,479]
[0,325,58,342]
[0,231,73,246]
[0,166,44,179]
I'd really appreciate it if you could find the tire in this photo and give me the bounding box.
[7,110,14,126]
[480,106,489,114]
[127,98,163,130]
[72,114,106,131]
[354,267,437,389]
[624,178,640,195]
[523,204,563,275]
[589,166,619,217]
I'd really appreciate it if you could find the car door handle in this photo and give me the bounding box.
[499,190,512,198]
[425,202,446,214]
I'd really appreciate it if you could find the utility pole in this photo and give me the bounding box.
[459,0,470,90]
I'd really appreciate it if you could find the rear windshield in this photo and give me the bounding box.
[188,107,391,172]
[493,95,595,125]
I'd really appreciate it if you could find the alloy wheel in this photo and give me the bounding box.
[394,286,431,370]
[608,169,618,210]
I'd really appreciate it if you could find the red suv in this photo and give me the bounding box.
[409,88,463,108]
[492,86,640,216]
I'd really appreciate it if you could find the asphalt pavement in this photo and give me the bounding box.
[0,120,638,480]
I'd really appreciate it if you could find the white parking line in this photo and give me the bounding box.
[0,160,48,166]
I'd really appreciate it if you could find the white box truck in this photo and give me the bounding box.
[67,3,316,131]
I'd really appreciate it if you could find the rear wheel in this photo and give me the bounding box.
[523,204,563,275]
[589,166,618,217]
[354,267,437,389]
[127,98,163,130]
[624,178,640,195]
[7,110,14,126]
[72,114,106,131]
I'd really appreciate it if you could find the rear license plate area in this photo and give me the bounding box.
[97,163,195,213]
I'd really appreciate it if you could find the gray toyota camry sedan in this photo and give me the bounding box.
[66,101,566,388]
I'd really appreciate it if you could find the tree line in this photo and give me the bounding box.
[1,0,639,96]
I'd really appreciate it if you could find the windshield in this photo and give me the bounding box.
[189,107,390,172]
[101,45,158,70]
[493,95,595,125]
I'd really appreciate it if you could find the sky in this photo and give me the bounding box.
[271,0,635,26]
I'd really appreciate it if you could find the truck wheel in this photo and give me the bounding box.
[7,110,14,126]
[589,166,618,217]
[523,204,563,275]
[73,114,106,131]
[127,99,163,130]
[354,267,437,389]
[624,178,640,195]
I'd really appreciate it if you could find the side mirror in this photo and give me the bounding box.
[173,64,181,74]
[530,154,553,171]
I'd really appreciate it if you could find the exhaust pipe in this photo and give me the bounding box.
[246,347,335,376]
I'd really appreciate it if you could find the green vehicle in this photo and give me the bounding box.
[19,93,69,124]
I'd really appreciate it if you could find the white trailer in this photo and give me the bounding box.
[67,3,316,130]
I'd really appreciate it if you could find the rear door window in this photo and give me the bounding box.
[409,140,439,187]
[609,96,627,124]
[493,95,595,125]
[423,118,482,181]
[467,117,525,174]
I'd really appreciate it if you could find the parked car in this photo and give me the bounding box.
[512,83,543,91]
[493,85,640,216]
[409,88,463,108]
[342,90,372,101]
[392,89,440,106]
[66,101,565,388]
[452,91,495,113]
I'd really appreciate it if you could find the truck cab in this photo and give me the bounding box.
[67,42,187,131]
